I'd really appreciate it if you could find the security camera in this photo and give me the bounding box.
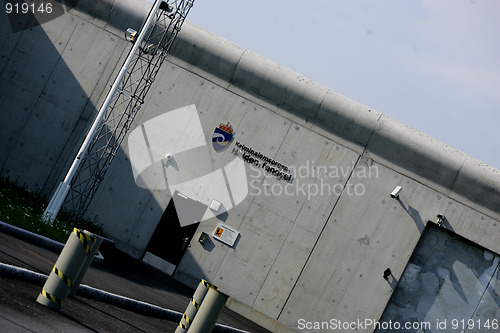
[390,186,402,199]
[163,153,173,166]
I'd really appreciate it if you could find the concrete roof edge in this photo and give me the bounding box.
[173,22,382,149]
[368,115,500,216]
[73,0,500,217]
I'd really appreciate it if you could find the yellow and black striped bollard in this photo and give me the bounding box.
[36,228,100,311]
[175,279,215,333]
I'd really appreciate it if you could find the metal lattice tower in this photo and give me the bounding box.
[53,0,194,221]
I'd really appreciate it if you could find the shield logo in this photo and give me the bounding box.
[212,122,234,151]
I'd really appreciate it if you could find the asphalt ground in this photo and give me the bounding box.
[0,229,271,333]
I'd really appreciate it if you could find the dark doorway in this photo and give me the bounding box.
[144,191,207,271]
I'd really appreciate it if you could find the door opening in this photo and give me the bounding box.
[143,191,207,274]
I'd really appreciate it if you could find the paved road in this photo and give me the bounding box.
[0,230,271,333]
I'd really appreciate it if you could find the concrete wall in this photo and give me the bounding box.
[2,1,500,332]
[0,0,142,193]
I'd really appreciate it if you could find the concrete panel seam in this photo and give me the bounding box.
[250,218,295,313]
[104,0,119,31]
[126,188,169,252]
[361,112,383,156]
[449,155,468,199]
[313,89,330,125]
[37,21,81,191]
[229,49,248,89]
[277,153,364,320]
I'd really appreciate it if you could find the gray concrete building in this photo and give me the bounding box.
[1,1,499,332]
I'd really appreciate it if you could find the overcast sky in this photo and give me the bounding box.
[187,0,500,169]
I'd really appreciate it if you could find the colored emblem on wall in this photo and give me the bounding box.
[212,122,234,151]
[214,227,224,237]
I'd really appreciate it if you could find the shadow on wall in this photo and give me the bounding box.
[396,198,425,234]
[395,196,457,235]
[376,223,500,332]
[174,247,214,289]
[0,1,120,195]
[1,0,236,258]
[0,2,169,251]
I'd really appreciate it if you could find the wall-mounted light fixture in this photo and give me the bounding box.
[198,232,209,245]
[159,1,174,12]
[390,186,402,199]
[125,28,137,43]
[383,268,392,279]
[141,43,156,54]
[210,199,222,212]
[436,213,445,227]
[159,1,176,19]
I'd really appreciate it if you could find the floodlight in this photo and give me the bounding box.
[198,232,209,245]
[437,213,445,227]
[125,28,137,42]
[160,1,174,12]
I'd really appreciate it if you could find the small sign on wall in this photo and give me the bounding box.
[213,223,239,247]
